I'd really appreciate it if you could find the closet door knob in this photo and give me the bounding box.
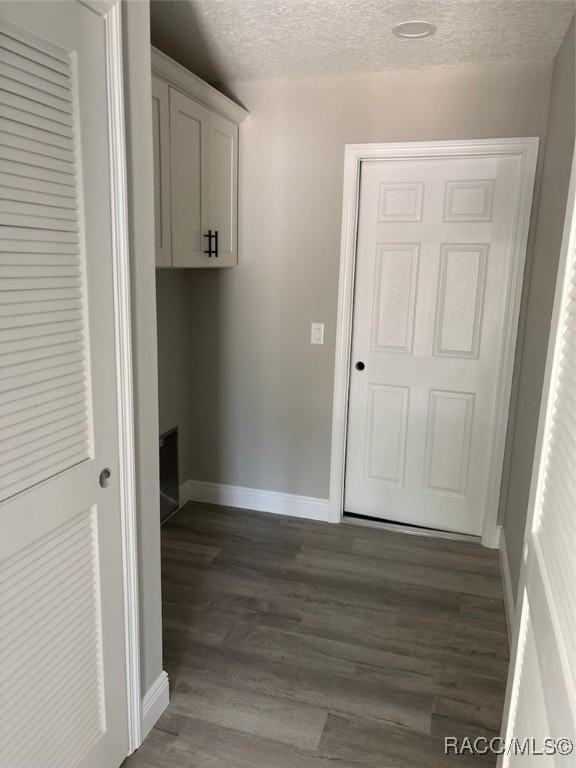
[355,361,365,371]
[99,468,112,488]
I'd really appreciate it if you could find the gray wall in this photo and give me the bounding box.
[157,59,552,500]
[503,19,575,601]
[122,0,163,697]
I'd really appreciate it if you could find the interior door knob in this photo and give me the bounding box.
[99,468,112,488]
[355,361,365,371]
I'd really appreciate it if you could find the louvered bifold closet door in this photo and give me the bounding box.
[536,236,576,685]
[0,26,90,501]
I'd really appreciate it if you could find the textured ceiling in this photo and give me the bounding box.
[150,0,575,83]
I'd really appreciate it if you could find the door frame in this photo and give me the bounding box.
[328,139,538,547]
[81,0,142,751]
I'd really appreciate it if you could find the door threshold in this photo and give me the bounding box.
[342,512,481,544]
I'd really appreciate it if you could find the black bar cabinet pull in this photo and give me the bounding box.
[203,230,214,257]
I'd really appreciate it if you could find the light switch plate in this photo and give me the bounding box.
[311,322,324,345]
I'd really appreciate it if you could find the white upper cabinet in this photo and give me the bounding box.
[151,48,247,268]
[170,89,207,267]
[206,111,238,266]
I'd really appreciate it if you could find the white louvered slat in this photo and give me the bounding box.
[0,510,103,763]
[0,239,78,253]
[0,397,85,441]
[1,530,91,619]
[0,103,74,140]
[0,181,77,207]
[0,312,82,336]
[0,74,72,114]
[0,61,72,102]
[0,293,81,313]
[2,583,94,670]
[0,265,80,279]
[0,171,77,200]
[0,90,73,129]
[0,339,84,370]
[0,390,85,430]
[0,322,83,345]
[0,131,74,162]
[0,197,77,222]
[0,20,90,504]
[0,277,81,295]
[535,240,576,689]
[0,328,82,357]
[0,30,70,73]
[0,296,81,317]
[0,118,74,152]
[0,212,77,231]
[0,366,83,402]
[1,552,93,634]
[0,350,84,383]
[3,617,96,738]
[0,47,70,89]
[0,171,76,199]
[0,423,88,468]
[0,157,75,186]
[4,614,97,729]
[0,253,79,266]
[20,682,100,768]
[0,380,84,419]
[0,144,74,175]
[0,225,77,241]
[0,413,87,455]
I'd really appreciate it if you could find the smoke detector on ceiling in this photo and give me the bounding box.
[393,20,437,39]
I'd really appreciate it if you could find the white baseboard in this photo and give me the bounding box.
[141,671,169,741]
[180,479,331,522]
[498,525,515,648]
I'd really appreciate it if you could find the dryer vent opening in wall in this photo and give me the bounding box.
[160,427,179,522]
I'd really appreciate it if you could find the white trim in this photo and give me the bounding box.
[151,47,248,124]
[181,480,331,522]
[103,1,141,752]
[141,671,170,740]
[329,139,539,546]
[78,0,116,14]
[499,524,515,647]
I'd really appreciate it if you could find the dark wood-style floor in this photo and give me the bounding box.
[125,503,509,767]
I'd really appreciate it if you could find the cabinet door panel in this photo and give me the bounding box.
[170,89,209,267]
[207,112,238,267]
[152,76,171,266]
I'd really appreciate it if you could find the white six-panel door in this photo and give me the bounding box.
[0,2,131,766]
[345,152,535,535]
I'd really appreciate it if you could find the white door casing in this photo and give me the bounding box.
[151,74,171,267]
[0,2,140,766]
[499,149,576,765]
[330,141,538,543]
